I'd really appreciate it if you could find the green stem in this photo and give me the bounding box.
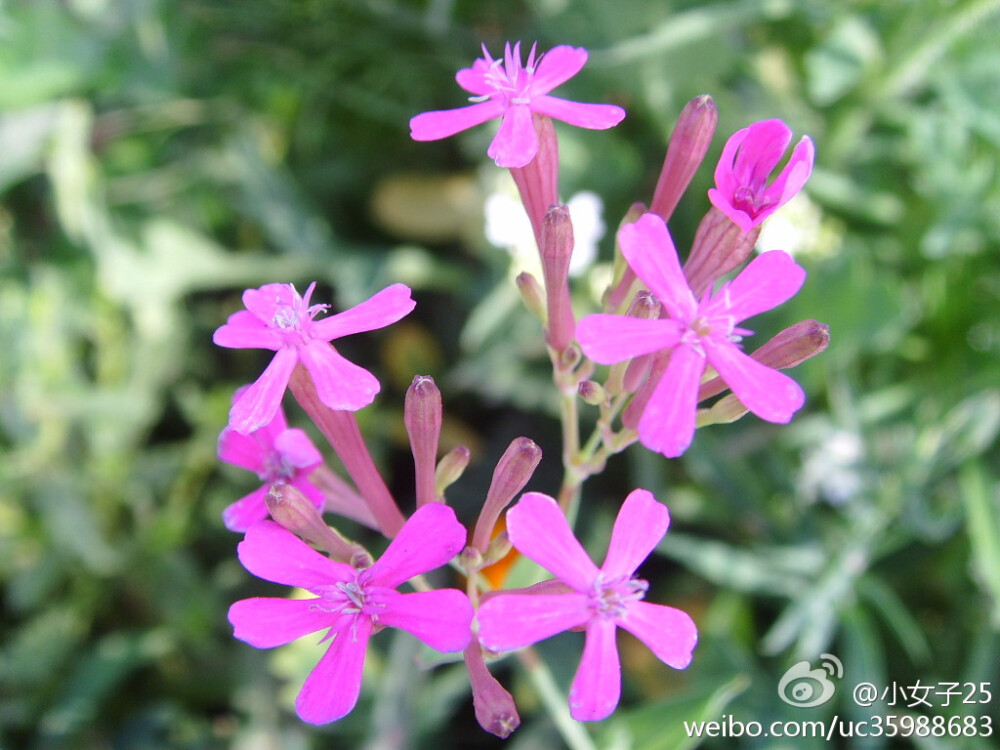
[517,647,597,750]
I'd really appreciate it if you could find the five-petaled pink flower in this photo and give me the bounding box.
[229,503,473,725]
[477,490,697,722]
[708,118,814,232]
[577,213,807,458]
[218,402,324,532]
[409,42,625,168]
[213,282,415,435]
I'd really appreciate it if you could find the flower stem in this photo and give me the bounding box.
[517,647,597,750]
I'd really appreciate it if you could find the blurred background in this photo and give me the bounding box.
[1,0,999,748]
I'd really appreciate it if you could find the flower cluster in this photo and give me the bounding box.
[212,40,828,738]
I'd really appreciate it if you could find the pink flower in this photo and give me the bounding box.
[477,490,697,722]
[217,404,324,532]
[229,503,473,725]
[708,119,814,232]
[577,213,807,457]
[409,42,625,168]
[213,282,415,435]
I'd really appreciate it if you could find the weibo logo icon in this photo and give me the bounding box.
[777,653,843,708]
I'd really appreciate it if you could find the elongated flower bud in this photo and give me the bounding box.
[510,114,559,248]
[471,438,542,553]
[650,94,718,222]
[405,375,443,508]
[515,272,547,322]
[265,483,359,563]
[464,643,520,738]
[540,204,576,352]
[435,445,471,499]
[698,319,831,402]
[753,319,831,370]
[697,392,750,427]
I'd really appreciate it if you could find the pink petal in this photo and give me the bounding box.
[600,489,670,580]
[229,347,299,435]
[618,600,697,669]
[712,126,749,198]
[373,588,473,652]
[228,596,336,648]
[569,618,621,722]
[711,250,806,324]
[299,342,380,412]
[619,214,697,322]
[295,618,372,725]
[763,135,814,210]
[576,314,683,365]
[213,310,282,351]
[455,58,494,96]
[237,520,353,588]
[487,104,538,168]
[530,45,588,93]
[222,485,270,532]
[255,402,289,438]
[732,119,792,188]
[274,428,323,470]
[637,344,705,458]
[242,283,297,322]
[409,101,504,141]
[506,492,600,592]
[702,339,805,423]
[477,592,590,652]
[480,578,576,601]
[364,503,466,588]
[217,426,266,472]
[532,96,625,130]
[706,187,754,233]
[310,284,416,341]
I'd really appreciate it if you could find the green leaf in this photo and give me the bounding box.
[656,533,823,597]
[960,462,1000,627]
[609,674,749,750]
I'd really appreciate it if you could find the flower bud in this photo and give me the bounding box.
[471,437,542,553]
[515,271,547,322]
[699,319,830,402]
[464,643,520,739]
[578,379,606,406]
[460,545,484,574]
[435,445,471,499]
[696,394,749,427]
[540,204,576,352]
[483,530,513,567]
[753,319,831,370]
[404,375,443,508]
[650,94,718,222]
[265,483,358,562]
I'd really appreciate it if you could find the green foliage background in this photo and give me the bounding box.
[1,0,998,748]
